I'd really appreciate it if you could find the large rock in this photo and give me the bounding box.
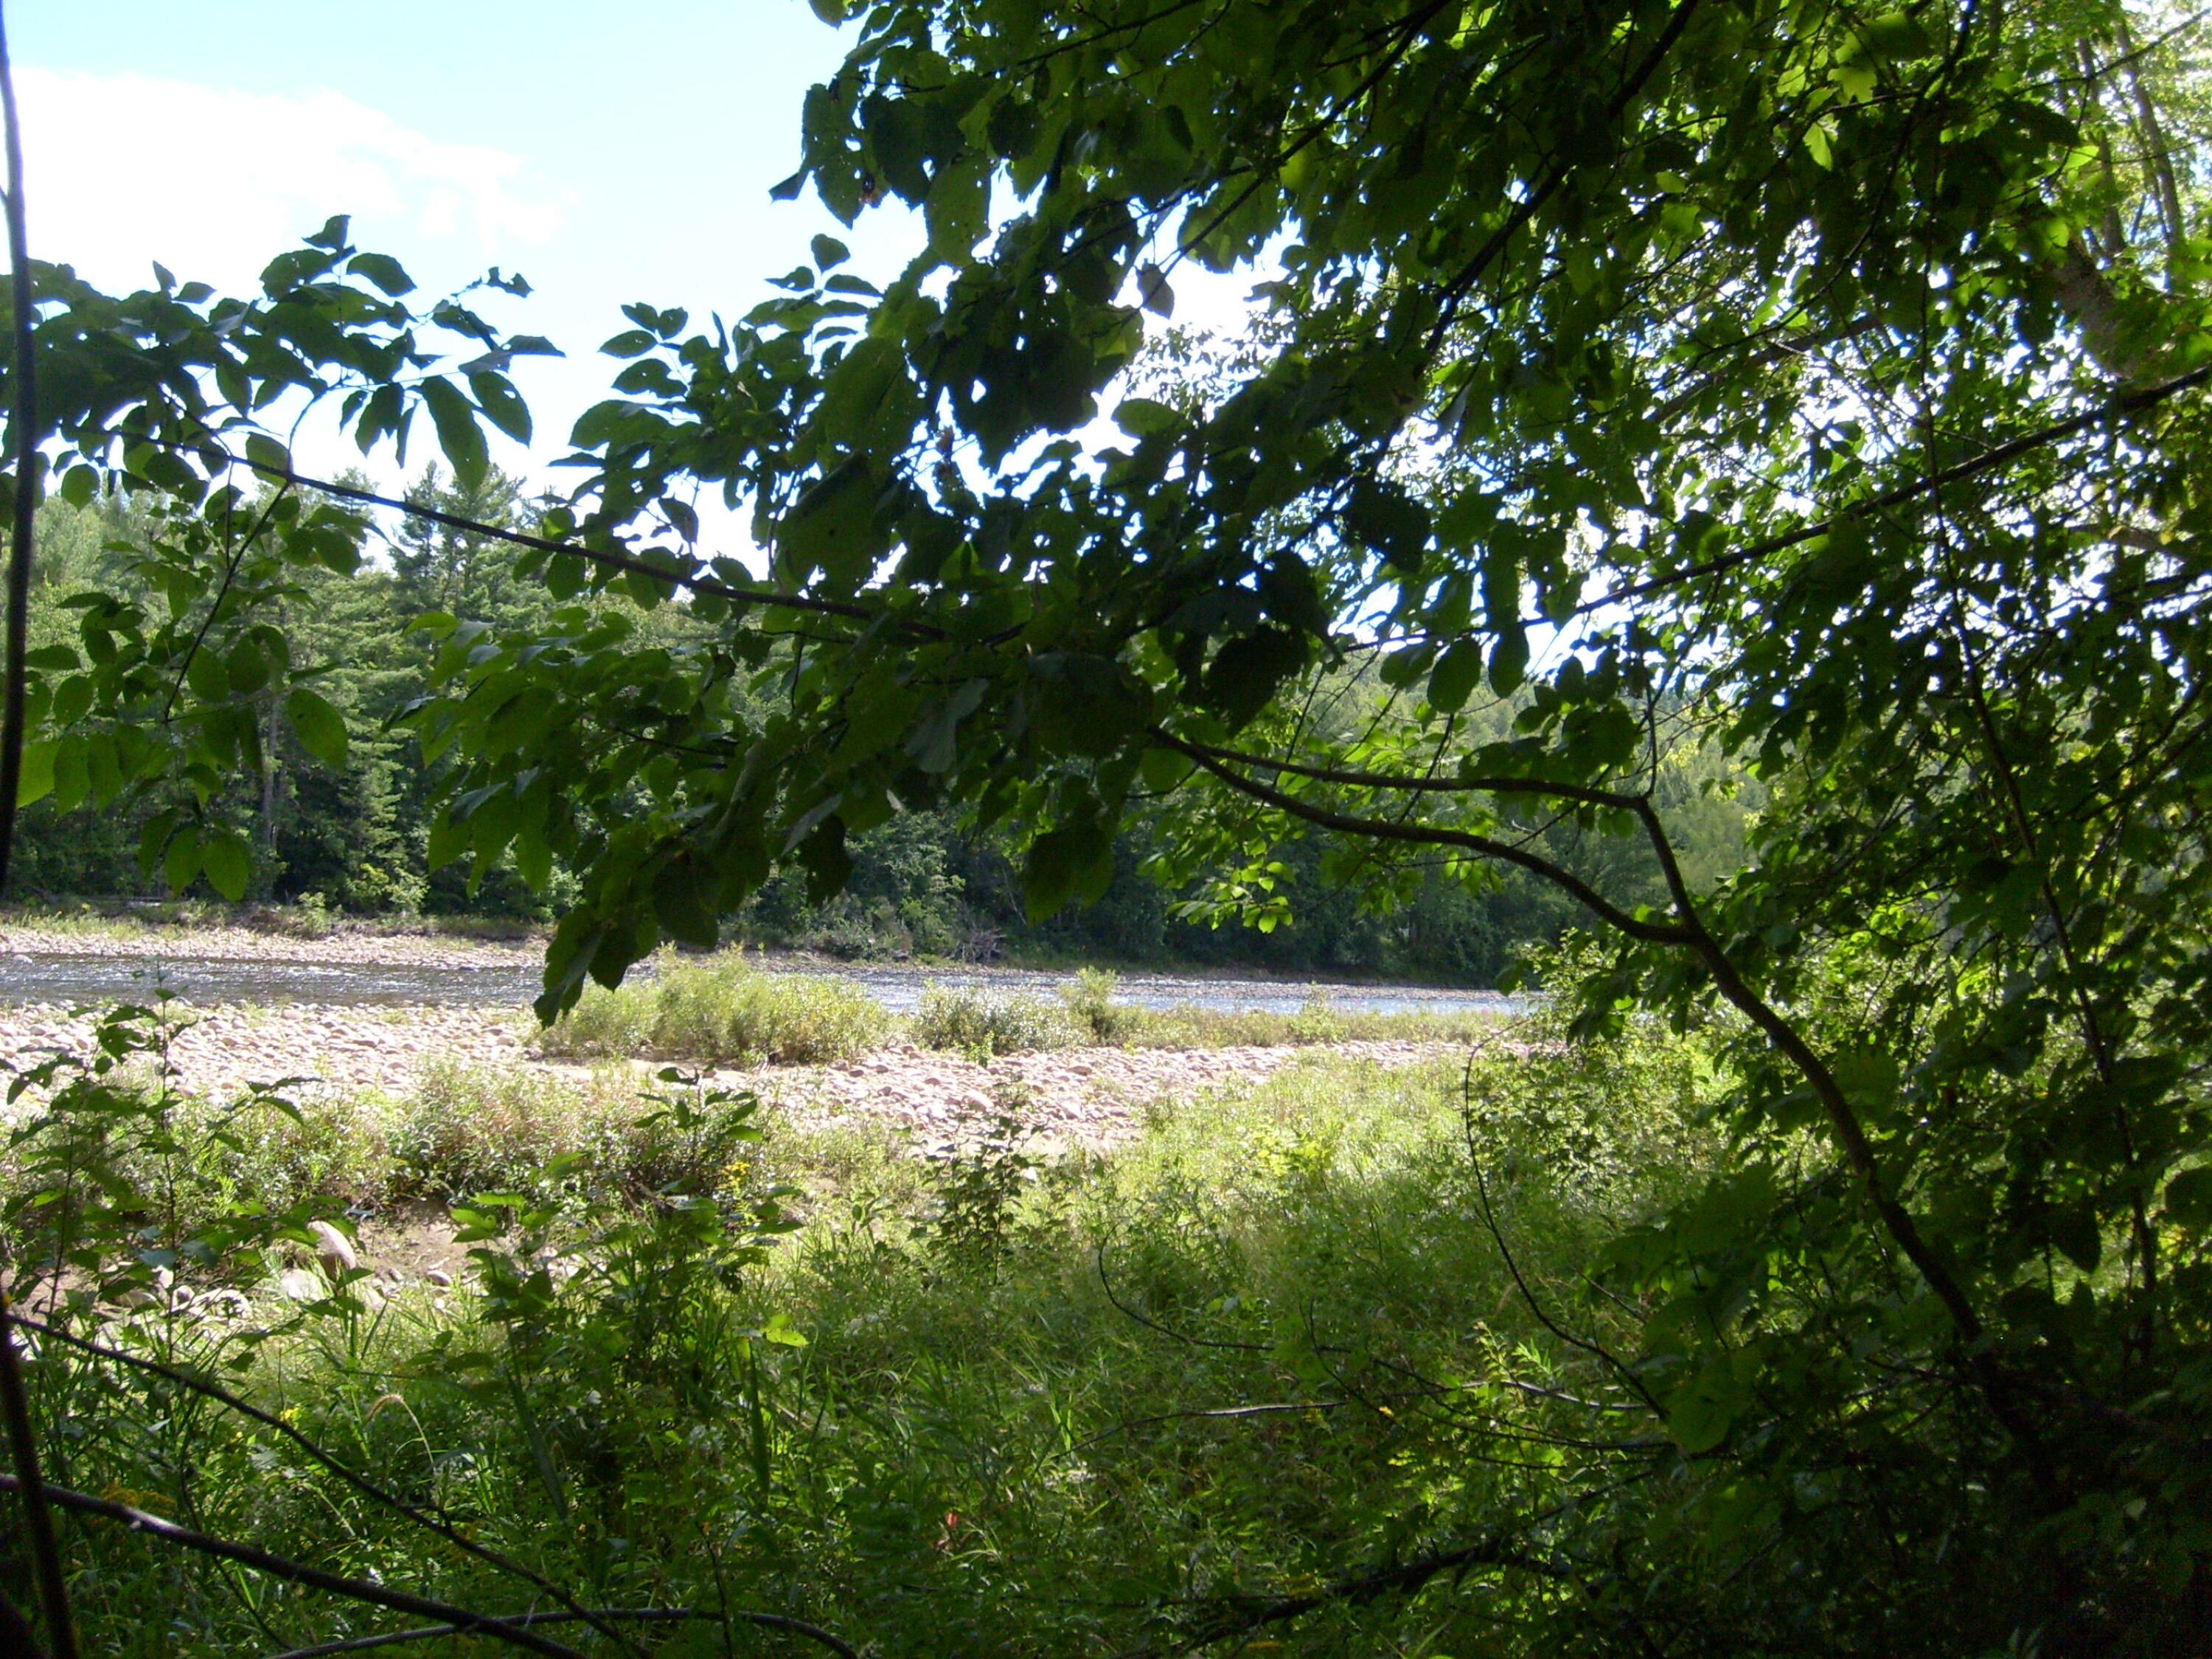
[307,1219,359,1279]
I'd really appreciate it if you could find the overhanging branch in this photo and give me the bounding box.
[1150,728,1694,945]
[1578,364,2212,618]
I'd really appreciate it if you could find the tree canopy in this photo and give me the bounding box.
[9,0,2212,1647]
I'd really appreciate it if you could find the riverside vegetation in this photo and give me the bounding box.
[1,975,1731,1658]
[7,0,2212,1649]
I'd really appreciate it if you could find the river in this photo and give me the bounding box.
[0,949,1523,1018]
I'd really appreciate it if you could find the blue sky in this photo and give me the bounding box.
[13,0,927,479]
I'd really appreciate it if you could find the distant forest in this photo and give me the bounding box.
[18,476,1756,984]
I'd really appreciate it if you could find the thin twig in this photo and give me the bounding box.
[0,1473,591,1659]
[260,1605,860,1659]
[116,433,933,636]
[15,1315,635,1656]
[1576,364,2212,619]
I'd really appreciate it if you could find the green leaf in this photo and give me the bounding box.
[1114,397,1180,439]
[2163,1165,2212,1229]
[1140,747,1194,793]
[925,159,990,261]
[468,371,532,445]
[810,234,850,271]
[1428,639,1484,713]
[285,688,350,769]
[201,831,253,902]
[1487,625,1528,696]
[776,456,894,592]
[1665,1353,1745,1454]
[1137,262,1175,318]
[164,826,203,894]
[185,647,232,704]
[1345,479,1430,571]
[13,739,56,808]
[763,1311,809,1347]
[1024,821,1113,922]
[347,251,416,296]
[244,432,293,477]
[419,376,489,491]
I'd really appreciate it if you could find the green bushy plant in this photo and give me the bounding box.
[537,956,888,1066]
[917,1104,1047,1259]
[914,985,1077,1056]
[1060,966,1133,1043]
[533,978,656,1058]
[396,1060,639,1197]
[0,1002,356,1312]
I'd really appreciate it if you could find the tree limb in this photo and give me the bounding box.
[0,1474,593,1659]
[15,1315,633,1655]
[1576,364,2212,617]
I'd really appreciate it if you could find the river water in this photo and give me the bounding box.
[0,950,1523,1019]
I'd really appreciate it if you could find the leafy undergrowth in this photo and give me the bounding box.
[4,1007,1732,1658]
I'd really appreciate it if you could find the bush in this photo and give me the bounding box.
[396,1060,641,1197]
[536,979,656,1057]
[1109,998,1501,1048]
[914,985,1078,1056]
[537,956,888,1067]
[1060,967,1135,1043]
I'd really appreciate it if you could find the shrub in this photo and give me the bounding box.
[1060,967,1134,1043]
[396,1060,640,1197]
[914,985,1077,1056]
[537,956,888,1067]
[1106,998,1502,1048]
[535,980,656,1059]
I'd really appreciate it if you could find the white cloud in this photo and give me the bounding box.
[15,69,568,294]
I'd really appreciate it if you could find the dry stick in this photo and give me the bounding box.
[0,1473,592,1659]
[260,1606,861,1659]
[0,6,76,1653]
[13,1317,637,1658]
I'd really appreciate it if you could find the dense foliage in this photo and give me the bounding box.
[6,0,2212,1651]
[15,484,1747,978]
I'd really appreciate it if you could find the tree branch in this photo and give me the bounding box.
[0,1474,592,1659]
[15,1315,632,1655]
[119,433,938,637]
[1167,735,1650,811]
[261,1605,860,1659]
[1151,728,1695,945]
[1578,364,2212,618]
[0,3,78,1648]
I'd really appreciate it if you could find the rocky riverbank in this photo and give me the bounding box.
[0,998,1468,1151]
[0,919,539,970]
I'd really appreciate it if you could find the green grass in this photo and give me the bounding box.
[9,1009,1729,1658]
